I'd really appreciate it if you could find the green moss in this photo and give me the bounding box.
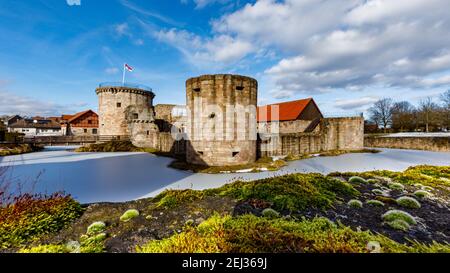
[366,200,384,207]
[216,173,359,211]
[154,190,206,209]
[396,196,421,209]
[421,186,434,191]
[387,219,410,231]
[414,190,432,199]
[382,210,417,225]
[80,232,107,253]
[348,199,363,208]
[348,176,367,184]
[261,208,280,219]
[19,244,69,253]
[388,182,405,191]
[372,189,385,195]
[375,196,396,204]
[87,221,106,235]
[137,214,450,253]
[120,209,140,222]
[367,179,379,184]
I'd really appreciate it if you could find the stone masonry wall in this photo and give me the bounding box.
[258,117,364,157]
[258,120,313,134]
[365,136,450,152]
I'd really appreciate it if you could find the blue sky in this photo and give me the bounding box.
[1,0,450,116]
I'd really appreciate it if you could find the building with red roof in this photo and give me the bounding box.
[257,98,323,134]
[61,110,99,136]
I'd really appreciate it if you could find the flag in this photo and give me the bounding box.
[124,63,133,72]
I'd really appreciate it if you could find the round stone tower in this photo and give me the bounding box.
[186,74,258,166]
[95,83,156,140]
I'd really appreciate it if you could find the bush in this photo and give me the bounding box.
[348,176,367,184]
[87,221,106,235]
[396,196,421,209]
[347,199,363,208]
[388,182,405,191]
[261,208,280,219]
[0,193,84,248]
[382,210,416,225]
[366,200,384,207]
[414,190,432,199]
[120,209,140,222]
[387,219,410,231]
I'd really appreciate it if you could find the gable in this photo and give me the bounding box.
[257,98,322,122]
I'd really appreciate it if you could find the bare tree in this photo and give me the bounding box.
[391,101,415,132]
[418,97,439,132]
[369,98,393,133]
[440,90,450,130]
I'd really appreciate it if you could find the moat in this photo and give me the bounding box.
[1,146,449,204]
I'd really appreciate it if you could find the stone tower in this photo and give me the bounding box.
[95,84,157,140]
[186,74,258,166]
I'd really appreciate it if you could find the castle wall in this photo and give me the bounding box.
[365,136,450,152]
[258,117,364,157]
[186,74,258,166]
[258,120,313,134]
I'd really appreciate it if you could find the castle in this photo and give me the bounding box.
[96,74,364,166]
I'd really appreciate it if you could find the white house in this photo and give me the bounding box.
[9,119,62,137]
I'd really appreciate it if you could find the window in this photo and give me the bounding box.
[84,129,88,133]
[133,113,139,119]
[92,129,98,134]
[117,102,122,108]
[232,152,239,157]
[193,87,201,92]
[236,86,244,91]
[88,120,92,124]
[198,151,204,155]
[146,131,150,135]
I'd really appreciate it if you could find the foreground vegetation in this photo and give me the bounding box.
[75,141,157,153]
[1,165,449,253]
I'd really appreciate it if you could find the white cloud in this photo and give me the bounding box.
[0,91,86,116]
[115,23,130,37]
[66,0,81,6]
[181,0,231,9]
[154,28,253,68]
[335,96,379,110]
[105,67,119,75]
[208,0,450,96]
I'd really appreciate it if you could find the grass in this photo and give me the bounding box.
[75,140,158,153]
[0,144,43,156]
[168,157,287,174]
[137,214,450,253]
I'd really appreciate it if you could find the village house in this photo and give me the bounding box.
[61,110,99,136]
[257,98,324,134]
[9,118,62,137]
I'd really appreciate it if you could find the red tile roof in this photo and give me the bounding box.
[257,98,315,122]
[67,110,91,123]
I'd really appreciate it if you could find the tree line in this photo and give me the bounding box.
[367,90,450,133]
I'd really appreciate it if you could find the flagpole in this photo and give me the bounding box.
[122,63,126,85]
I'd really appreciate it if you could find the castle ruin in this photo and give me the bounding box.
[95,74,365,166]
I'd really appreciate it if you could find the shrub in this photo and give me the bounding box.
[137,214,450,253]
[261,208,280,219]
[347,199,363,209]
[414,190,432,199]
[387,219,410,231]
[382,210,416,225]
[87,221,106,235]
[388,182,405,191]
[366,200,384,207]
[396,196,421,209]
[0,193,84,248]
[348,176,367,184]
[120,209,140,222]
